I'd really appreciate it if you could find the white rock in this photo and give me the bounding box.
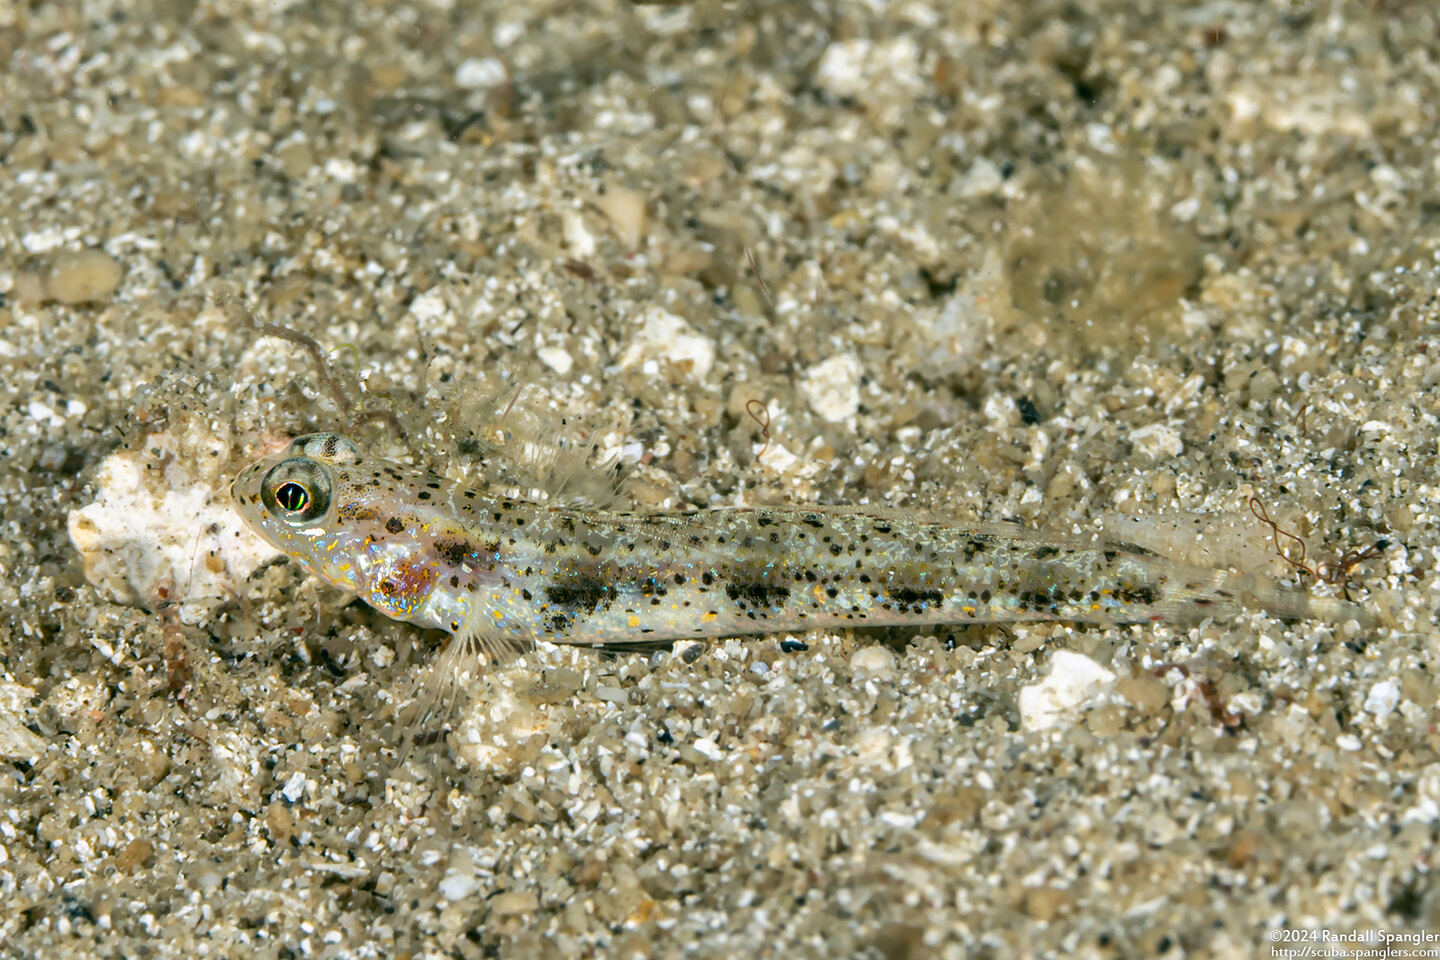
[618,306,714,379]
[1019,651,1116,732]
[22,226,67,253]
[815,40,872,98]
[906,251,1008,378]
[1364,679,1400,722]
[879,810,918,829]
[1129,423,1183,460]
[592,185,649,250]
[850,645,896,680]
[280,770,307,803]
[408,287,452,324]
[453,685,556,774]
[537,346,573,375]
[438,855,479,901]
[455,56,506,89]
[0,683,44,761]
[801,354,861,422]
[956,158,1004,198]
[982,394,1019,428]
[563,210,597,258]
[755,441,799,475]
[67,426,278,608]
[323,157,358,183]
[815,36,921,99]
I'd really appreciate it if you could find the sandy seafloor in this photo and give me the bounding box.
[3,0,1440,957]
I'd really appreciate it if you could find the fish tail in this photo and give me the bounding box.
[1155,562,1375,629]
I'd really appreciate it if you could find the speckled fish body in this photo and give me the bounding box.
[231,434,1342,650]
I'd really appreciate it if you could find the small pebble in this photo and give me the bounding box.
[594,685,629,705]
[0,683,44,761]
[801,354,862,423]
[537,346,573,375]
[850,645,896,679]
[115,838,154,873]
[490,890,539,915]
[1019,651,1116,732]
[438,868,479,902]
[1128,423,1184,460]
[46,248,123,304]
[280,771,307,803]
[593,185,649,250]
[1115,672,1170,716]
[1364,680,1400,722]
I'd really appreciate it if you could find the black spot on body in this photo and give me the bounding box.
[385,517,404,534]
[546,580,618,612]
[892,585,942,610]
[435,539,472,565]
[1115,584,1158,605]
[725,582,791,608]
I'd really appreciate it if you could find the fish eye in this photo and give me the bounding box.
[260,458,332,525]
[275,481,310,513]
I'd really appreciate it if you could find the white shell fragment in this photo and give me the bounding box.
[1019,651,1117,732]
[618,305,715,380]
[800,354,862,423]
[66,426,277,612]
[0,683,45,761]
